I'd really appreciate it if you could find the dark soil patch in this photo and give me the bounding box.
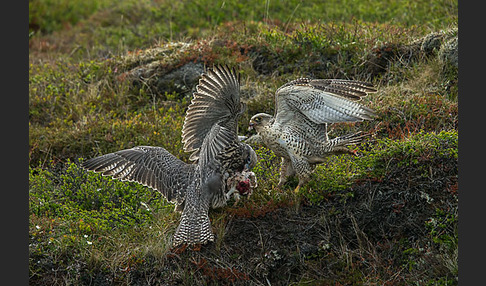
[194,150,456,285]
[136,149,457,285]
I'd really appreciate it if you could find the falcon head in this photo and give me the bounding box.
[249,113,273,132]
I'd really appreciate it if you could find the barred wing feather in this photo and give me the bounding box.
[275,78,377,126]
[82,146,194,205]
[182,65,243,161]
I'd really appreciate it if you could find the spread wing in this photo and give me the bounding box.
[274,78,377,126]
[82,146,196,205]
[182,65,244,161]
[197,124,238,170]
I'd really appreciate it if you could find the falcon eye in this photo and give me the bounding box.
[255,117,261,122]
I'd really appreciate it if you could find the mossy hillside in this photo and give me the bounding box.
[29,0,457,284]
[30,0,457,54]
[30,22,457,166]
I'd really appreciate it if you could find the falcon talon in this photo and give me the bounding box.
[232,192,241,206]
[225,185,238,200]
[294,185,301,194]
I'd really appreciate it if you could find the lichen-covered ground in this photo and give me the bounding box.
[29,1,458,284]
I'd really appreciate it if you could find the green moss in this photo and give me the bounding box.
[29,159,177,283]
[29,159,172,230]
[299,130,457,204]
[29,0,112,34]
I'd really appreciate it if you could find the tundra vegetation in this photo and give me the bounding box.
[29,0,458,284]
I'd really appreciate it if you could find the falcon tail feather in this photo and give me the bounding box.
[173,209,213,246]
[328,131,368,147]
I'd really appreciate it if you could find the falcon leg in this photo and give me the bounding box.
[225,186,238,200]
[225,185,243,206]
[277,158,295,189]
[232,192,241,206]
[290,157,312,193]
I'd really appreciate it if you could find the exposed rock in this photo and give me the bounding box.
[365,28,458,77]
[155,62,205,97]
[117,42,206,99]
[438,32,458,68]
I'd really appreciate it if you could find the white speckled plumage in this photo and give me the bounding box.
[249,77,377,190]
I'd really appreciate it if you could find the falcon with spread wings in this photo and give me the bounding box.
[82,65,257,247]
[248,78,377,192]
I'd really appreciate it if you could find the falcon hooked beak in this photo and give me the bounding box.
[248,113,271,132]
[248,121,255,131]
[248,115,259,131]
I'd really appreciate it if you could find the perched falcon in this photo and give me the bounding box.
[82,65,257,247]
[248,78,377,192]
